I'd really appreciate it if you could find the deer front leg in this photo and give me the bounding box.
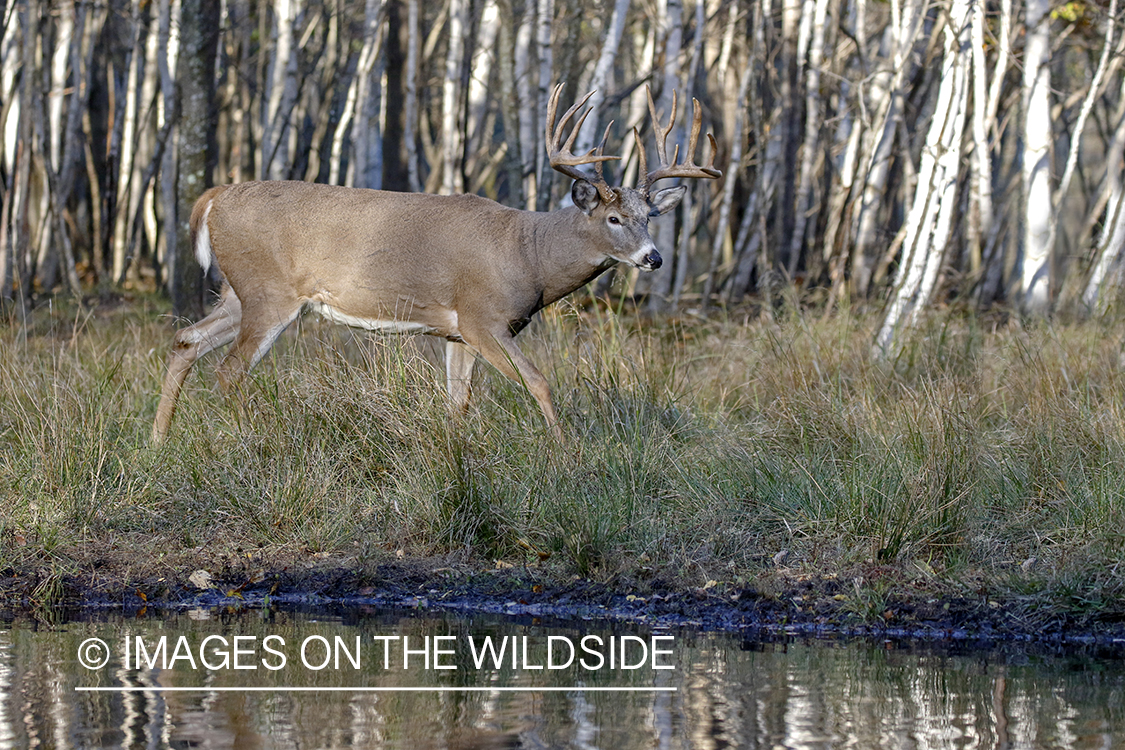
[445,340,477,412]
[467,330,562,442]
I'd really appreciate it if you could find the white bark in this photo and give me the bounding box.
[704,53,753,308]
[262,0,301,180]
[515,8,536,208]
[329,65,360,185]
[967,0,992,273]
[1083,80,1125,311]
[571,0,631,159]
[786,0,830,275]
[851,0,925,296]
[1084,183,1125,313]
[875,0,972,356]
[111,2,145,282]
[1046,0,1117,258]
[48,0,75,172]
[404,0,421,193]
[671,0,705,308]
[157,0,180,280]
[823,49,862,308]
[533,0,554,209]
[647,0,683,310]
[466,0,500,160]
[617,21,655,189]
[351,0,386,189]
[136,10,162,259]
[1020,0,1052,315]
[440,0,467,195]
[1,10,21,172]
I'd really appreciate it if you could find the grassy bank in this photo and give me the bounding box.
[2,295,1124,633]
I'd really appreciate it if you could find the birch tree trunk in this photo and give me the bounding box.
[440,0,467,195]
[671,0,705,309]
[874,0,971,356]
[851,0,925,297]
[111,2,145,282]
[1082,78,1125,313]
[43,0,85,294]
[646,0,683,312]
[786,0,830,278]
[261,0,301,180]
[533,0,554,210]
[704,53,753,310]
[352,0,386,189]
[570,0,630,159]
[157,0,180,287]
[3,1,37,316]
[515,5,537,208]
[1019,0,1052,315]
[1044,0,1117,274]
[404,0,421,193]
[616,20,655,189]
[967,0,992,278]
[466,0,500,190]
[1083,180,1125,314]
[1,5,21,176]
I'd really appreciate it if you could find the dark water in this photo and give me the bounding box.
[1,606,1122,748]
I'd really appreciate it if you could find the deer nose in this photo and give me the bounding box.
[643,250,662,270]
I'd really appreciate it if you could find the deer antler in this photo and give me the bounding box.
[546,83,620,204]
[637,85,721,198]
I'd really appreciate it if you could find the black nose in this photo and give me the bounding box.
[645,251,662,270]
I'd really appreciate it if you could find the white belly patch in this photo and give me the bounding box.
[306,300,435,335]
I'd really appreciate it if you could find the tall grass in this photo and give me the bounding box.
[2,296,1124,621]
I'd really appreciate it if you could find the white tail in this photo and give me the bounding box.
[152,84,719,443]
[194,200,214,271]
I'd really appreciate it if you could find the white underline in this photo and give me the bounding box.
[75,686,676,693]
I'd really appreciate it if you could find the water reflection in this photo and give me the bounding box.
[0,607,1121,749]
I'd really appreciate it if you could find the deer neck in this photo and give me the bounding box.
[527,207,617,308]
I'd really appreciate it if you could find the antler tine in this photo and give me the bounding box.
[545,83,620,202]
[633,127,647,187]
[593,120,615,187]
[686,96,701,166]
[640,88,722,195]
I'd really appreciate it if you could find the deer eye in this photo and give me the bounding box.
[607,216,621,225]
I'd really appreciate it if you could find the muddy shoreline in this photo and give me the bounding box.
[5,554,1125,651]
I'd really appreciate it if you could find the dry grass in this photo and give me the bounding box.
[2,295,1125,625]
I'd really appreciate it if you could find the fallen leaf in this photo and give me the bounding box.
[188,570,214,589]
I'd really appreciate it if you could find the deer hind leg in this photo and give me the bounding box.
[466,330,562,441]
[152,284,243,443]
[445,340,477,412]
[213,294,303,391]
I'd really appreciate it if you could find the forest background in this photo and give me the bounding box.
[2,0,1123,350]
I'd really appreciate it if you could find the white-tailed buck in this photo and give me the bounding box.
[152,84,719,442]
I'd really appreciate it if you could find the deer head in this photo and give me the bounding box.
[546,83,721,271]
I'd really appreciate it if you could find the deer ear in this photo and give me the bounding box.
[649,186,686,216]
[572,180,601,215]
